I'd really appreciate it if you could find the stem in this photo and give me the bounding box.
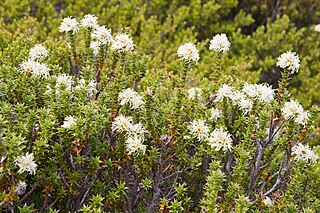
[277,69,289,107]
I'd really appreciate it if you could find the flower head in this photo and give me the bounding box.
[276,51,300,73]
[262,197,274,206]
[242,84,274,104]
[56,73,73,91]
[29,44,48,61]
[111,33,134,52]
[15,153,37,175]
[61,116,77,129]
[91,26,112,45]
[207,128,233,152]
[119,88,145,110]
[80,14,98,28]
[292,143,318,163]
[281,100,309,125]
[177,42,200,63]
[20,60,50,77]
[15,181,27,195]
[188,87,202,100]
[210,108,222,122]
[112,115,132,133]
[209,34,231,53]
[188,119,210,141]
[59,17,80,34]
[90,41,100,56]
[125,137,147,155]
[214,84,233,102]
[315,24,320,32]
[128,123,147,138]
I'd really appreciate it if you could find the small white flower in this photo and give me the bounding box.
[87,80,97,98]
[20,60,50,77]
[80,14,98,28]
[276,51,300,74]
[207,128,233,152]
[262,196,274,206]
[20,60,37,73]
[292,143,318,163]
[238,98,253,114]
[61,116,77,129]
[243,84,274,104]
[210,108,222,122]
[315,24,320,32]
[111,33,134,52]
[188,119,210,141]
[56,73,73,91]
[90,41,100,56]
[91,26,112,45]
[177,42,200,63]
[188,87,202,100]
[112,115,132,133]
[281,100,306,124]
[29,44,48,61]
[15,181,27,195]
[125,137,147,155]
[15,153,37,175]
[128,123,147,138]
[214,84,234,102]
[119,88,145,110]
[59,17,80,34]
[230,91,246,105]
[209,34,231,53]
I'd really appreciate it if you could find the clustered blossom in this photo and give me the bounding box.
[209,34,231,53]
[214,84,234,102]
[209,108,222,122]
[91,26,112,45]
[15,181,27,195]
[315,24,320,32]
[20,60,50,77]
[177,42,200,63]
[292,143,318,163]
[262,197,274,206]
[188,119,210,141]
[242,84,274,104]
[15,153,37,175]
[281,100,309,126]
[90,41,101,56]
[125,137,147,155]
[207,128,233,152]
[20,44,50,78]
[111,33,135,53]
[56,73,73,92]
[61,116,77,129]
[112,115,147,155]
[276,51,300,74]
[119,88,145,110]
[29,44,48,61]
[59,17,80,34]
[80,14,98,28]
[74,79,97,99]
[188,87,202,100]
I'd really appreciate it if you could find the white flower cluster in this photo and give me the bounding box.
[55,73,74,92]
[61,116,77,129]
[209,108,222,122]
[15,153,37,175]
[188,119,210,141]
[119,88,145,110]
[315,24,320,32]
[74,79,97,99]
[29,44,48,61]
[80,14,98,28]
[187,87,202,100]
[207,127,233,152]
[242,84,274,104]
[112,115,147,155]
[91,26,112,45]
[20,44,50,78]
[292,143,318,163]
[214,84,234,102]
[262,196,274,206]
[15,181,27,196]
[111,33,135,53]
[59,17,80,34]
[281,100,309,126]
[177,42,200,63]
[209,34,231,53]
[276,51,300,74]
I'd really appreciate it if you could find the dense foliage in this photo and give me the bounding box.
[0,1,320,212]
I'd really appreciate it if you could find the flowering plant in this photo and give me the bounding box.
[0,14,319,213]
